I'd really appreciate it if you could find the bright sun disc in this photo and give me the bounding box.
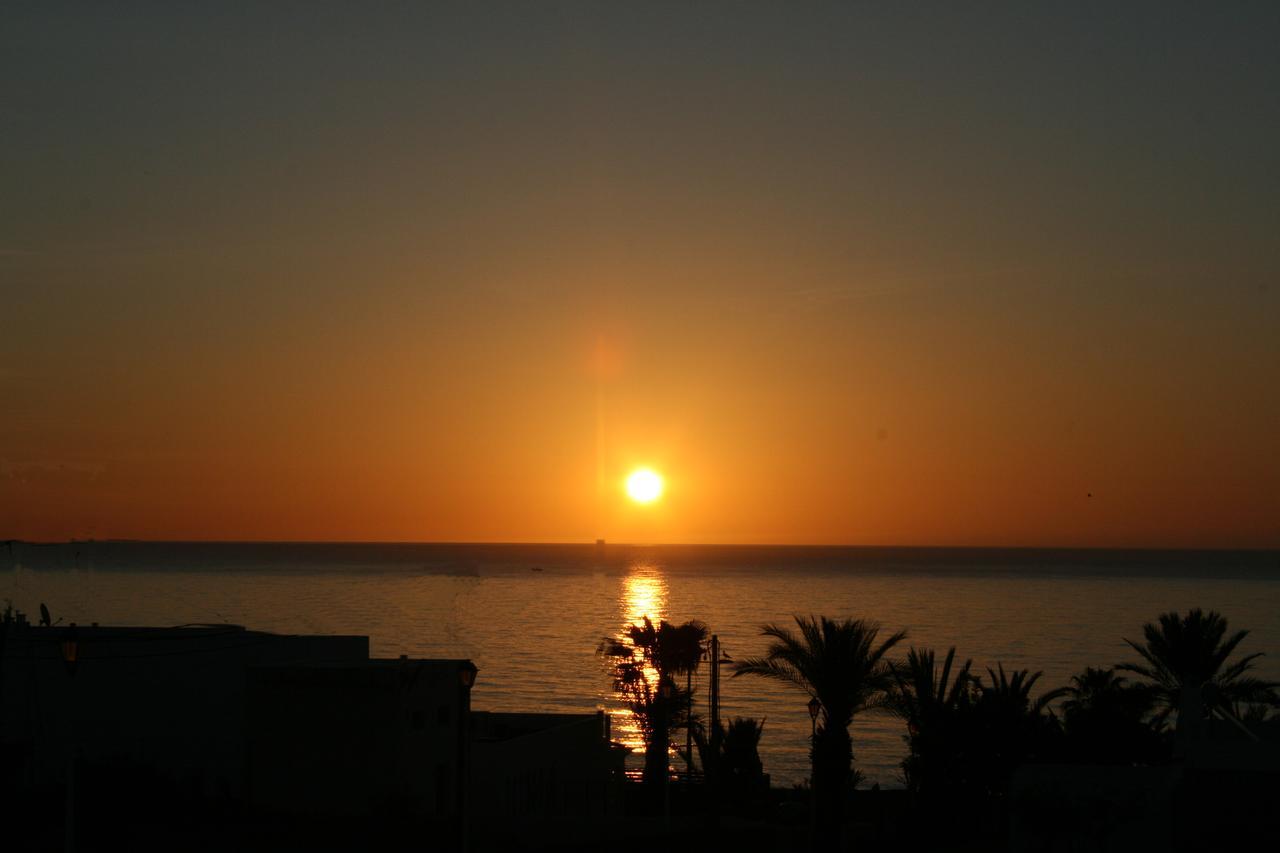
[625,468,664,504]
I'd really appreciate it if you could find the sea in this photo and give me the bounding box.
[4,541,1279,787]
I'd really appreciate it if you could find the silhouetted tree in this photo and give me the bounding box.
[978,664,1065,715]
[1118,609,1280,723]
[1061,666,1151,720]
[1059,666,1167,763]
[600,617,708,788]
[888,646,976,799]
[733,615,905,841]
[1236,702,1277,723]
[969,665,1066,797]
[720,717,765,782]
[694,716,767,814]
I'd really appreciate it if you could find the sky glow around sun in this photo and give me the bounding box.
[2,6,1278,547]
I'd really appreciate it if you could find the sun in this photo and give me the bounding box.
[625,468,665,504]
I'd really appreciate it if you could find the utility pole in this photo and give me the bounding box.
[685,668,693,777]
[709,635,721,737]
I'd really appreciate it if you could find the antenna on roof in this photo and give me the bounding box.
[39,603,51,627]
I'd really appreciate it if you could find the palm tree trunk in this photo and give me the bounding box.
[644,699,670,788]
[813,722,852,844]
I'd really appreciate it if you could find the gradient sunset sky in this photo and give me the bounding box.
[3,3,1278,547]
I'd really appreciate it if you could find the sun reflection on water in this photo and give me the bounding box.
[622,567,667,628]
[610,566,669,753]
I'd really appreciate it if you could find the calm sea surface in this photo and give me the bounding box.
[4,542,1279,786]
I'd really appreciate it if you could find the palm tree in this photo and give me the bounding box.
[969,665,1067,795]
[600,617,708,787]
[1118,609,1280,724]
[1237,703,1277,724]
[978,664,1068,716]
[890,646,973,727]
[720,716,766,782]
[693,716,768,814]
[888,646,974,796]
[1060,666,1165,764]
[1061,667,1153,722]
[733,615,905,837]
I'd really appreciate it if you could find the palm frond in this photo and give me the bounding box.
[1119,609,1275,718]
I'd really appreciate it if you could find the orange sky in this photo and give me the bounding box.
[2,5,1278,547]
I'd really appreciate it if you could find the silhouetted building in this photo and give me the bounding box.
[470,710,625,818]
[0,623,368,799]
[1,618,630,845]
[1,622,483,819]
[246,657,477,818]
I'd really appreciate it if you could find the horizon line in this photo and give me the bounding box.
[4,537,1278,553]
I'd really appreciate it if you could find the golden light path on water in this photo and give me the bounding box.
[623,567,667,627]
[613,566,668,753]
